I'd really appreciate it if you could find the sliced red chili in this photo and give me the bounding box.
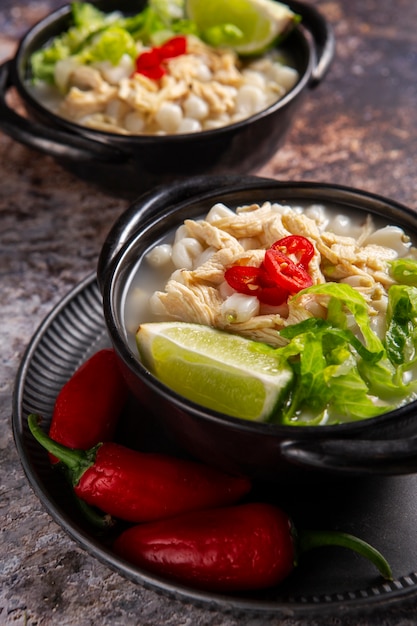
[258,286,289,306]
[136,64,166,80]
[158,35,187,59]
[255,264,288,305]
[264,249,313,294]
[224,266,262,295]
[135,48,166,79]
[271,235,314,269]
[135,36,187,80]
[257,263,278,288]
[225,265,289,305]
[225,237,314,306]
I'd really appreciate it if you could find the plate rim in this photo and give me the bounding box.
[11,272,417,617]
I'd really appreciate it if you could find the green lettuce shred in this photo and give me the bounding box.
[30,0,197,86]
[265,282,417,426]
[389,258,417,286]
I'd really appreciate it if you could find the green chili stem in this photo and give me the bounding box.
[28,414,113,529]
[298,529,393,580]
[75,496,115,530]
[28,413,96,486]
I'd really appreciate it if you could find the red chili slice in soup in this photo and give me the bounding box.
[224,266,262,295]
[263,249,313,293]
[224,265,289,305]
[271,235,315,269]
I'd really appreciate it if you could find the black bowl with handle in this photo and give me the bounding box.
[97,174,417,482]
[0,0,334,198]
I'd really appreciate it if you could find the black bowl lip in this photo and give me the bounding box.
[11,0,315,145]
[101,175,417,439]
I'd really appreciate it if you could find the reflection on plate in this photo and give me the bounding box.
[12,273,417,617]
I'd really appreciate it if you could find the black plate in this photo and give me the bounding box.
[12,273,417,617]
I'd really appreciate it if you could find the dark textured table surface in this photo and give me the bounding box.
[1,1,417,624]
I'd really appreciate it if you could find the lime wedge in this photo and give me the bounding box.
[136,322,293,421]
[185,0,298,55]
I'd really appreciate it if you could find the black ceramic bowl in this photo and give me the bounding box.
[0,0,334,197]
[98,174,417,482]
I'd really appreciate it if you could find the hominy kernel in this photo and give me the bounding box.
[97,54,134,84]
[219,280,235,299]
[268,64,298,91]
[241,69,267,89]
[174,224,189,243]
[124,111,145,133]
[149,292,168,316]
[155,102,183,133]
[106,99,126,121]
[183,94,209,120]
[172,237,204,269]
[195,64,212,81]
[236,85,266,116]
[364,226,411,255]
[194,246,216,268]
[206,203,236,222]
[146,244,172,267]
[221,293,260,324]
[177,118,202,134]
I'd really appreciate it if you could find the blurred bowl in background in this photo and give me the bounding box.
[0,0,334,198]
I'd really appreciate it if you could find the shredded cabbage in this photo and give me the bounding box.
[30,0,197,85]
[265,282,417,425]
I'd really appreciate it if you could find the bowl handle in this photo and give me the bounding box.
[97,174,271,293]
[281,435,417,475]
[288,0,335,86]
[0,60,128,163]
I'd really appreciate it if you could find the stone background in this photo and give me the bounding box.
[1,1,417,624]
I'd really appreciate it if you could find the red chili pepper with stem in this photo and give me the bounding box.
[113,502,393,593]
[28,414,252,524]
[48,349,129,463]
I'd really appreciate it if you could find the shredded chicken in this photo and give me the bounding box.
[155,278,224,327]
[52,35,299,135]
[146,201,417,346]
[59,66,117,120]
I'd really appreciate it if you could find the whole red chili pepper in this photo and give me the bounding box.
[48,349,129,463]
[28,414,251,523]
[113,502,393,593]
